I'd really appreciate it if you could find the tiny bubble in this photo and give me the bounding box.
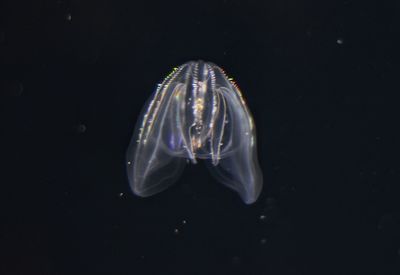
[231,256,241,265]
[77,123,86,133]
[5,80,24,96]
[265,197,276,206]
[260,238,267,245]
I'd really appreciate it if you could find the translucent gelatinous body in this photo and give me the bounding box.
[126,61,263,204]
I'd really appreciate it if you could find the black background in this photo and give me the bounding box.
[1,0,400,274]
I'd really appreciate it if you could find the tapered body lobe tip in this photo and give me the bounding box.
[126,60,263,203]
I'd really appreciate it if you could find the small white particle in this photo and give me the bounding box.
[260,238,267,245]
[259,215,266,221]
[66,14,72,21]
[174,228,179,234]
[76,123,86,133]
[232,256,241,265]
[127,161,131,165]
[119,192,124,197]
[336,38,344,45]
[182,220,187,225]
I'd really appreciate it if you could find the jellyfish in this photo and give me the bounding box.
[126,61,263,204]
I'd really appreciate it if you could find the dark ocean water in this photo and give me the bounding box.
[2,0,399,274]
